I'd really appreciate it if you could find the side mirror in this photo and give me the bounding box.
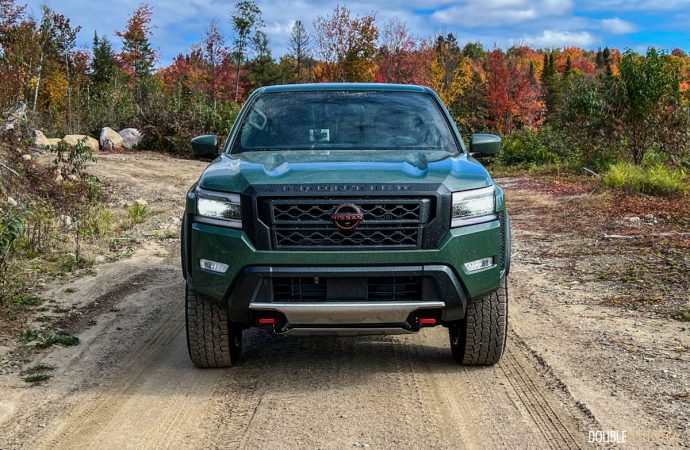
[470,134,501,158]
[191,134,219,158]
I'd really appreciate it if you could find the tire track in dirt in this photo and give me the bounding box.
[43,294,184,448]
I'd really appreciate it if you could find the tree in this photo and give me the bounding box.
[430,34,470,109]
[91,32,118,86]
[540,51,562,122]
[287,20,310,82]
[231,0,263,101]
[462,41,485,60]
[0,0,25,37]
[602,47,613,77]
[377,18,417,84]
[32,6,59,112]
[613,48,683,164]
[313,5,378,82]
[116,3,157,101]
[203,19,227,109]
[486,49,544,133]
[51,10,80,132]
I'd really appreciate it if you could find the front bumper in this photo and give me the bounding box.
[184,216,507,326]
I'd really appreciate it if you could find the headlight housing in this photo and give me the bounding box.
[451,186,497,227]
[196,188,242,228]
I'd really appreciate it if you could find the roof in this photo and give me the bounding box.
[257,83,431,94]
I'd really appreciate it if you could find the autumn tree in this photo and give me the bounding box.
[117,3,157,104]
[486,49,544,133]
[431,34,470,110]
[376,19,419,84]
[287,20,310,82]
[231,0,264,101]
[313,5,378,82]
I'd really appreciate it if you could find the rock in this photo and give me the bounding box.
[34,130,50,147]
[119,128,142,149]
[94,255,106,263]
[2,102,26,132]
[63,134,99,152]
[100,127,123,151]
[628,216,641,225]
[22,154,32,161]
[47,138,63,147]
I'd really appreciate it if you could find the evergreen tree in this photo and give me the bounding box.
[462,41,485,60]
[246,31,284,90]
[91,32,117,86]
[540,51,562,122]
[602,47,613,77]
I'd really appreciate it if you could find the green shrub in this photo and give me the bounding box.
[128,200,148,224]
[1,199,27,298]
[500,128,560,167]
[603,162,688,196]
[80,206,113,238]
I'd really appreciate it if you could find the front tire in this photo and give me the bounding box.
[185,285,242,368]
[449,277,508,365]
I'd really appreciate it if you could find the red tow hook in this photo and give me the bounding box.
[418,318,437,327]
[258,318,277,326]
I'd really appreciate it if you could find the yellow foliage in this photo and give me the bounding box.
[44,70,67,111]
[431,48,471,106]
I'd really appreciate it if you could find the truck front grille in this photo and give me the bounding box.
[263,198,432,250]
[272,276,423,302]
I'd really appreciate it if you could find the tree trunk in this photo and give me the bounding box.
[65,54,73,134]
[33,52,44,112]
[234,43,243,103]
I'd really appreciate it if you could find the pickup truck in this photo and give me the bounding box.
[181,83,511,368]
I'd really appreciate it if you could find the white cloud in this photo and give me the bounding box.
[601,17,637,34]
[520,30,598,47]
[431,0,573,26]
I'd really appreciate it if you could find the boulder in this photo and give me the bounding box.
[119,128,142,149]
[63,134,99,152]
[34,130,51,147]
[100,127,123,150]
[47,138,63,147]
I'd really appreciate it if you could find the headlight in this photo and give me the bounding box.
[196,188,242,228]
[451,186,497,227]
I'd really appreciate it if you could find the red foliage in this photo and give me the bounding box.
[485,49,544,133]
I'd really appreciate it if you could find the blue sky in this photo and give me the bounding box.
[21,0,690,65]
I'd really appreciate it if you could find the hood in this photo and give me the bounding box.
[197,150,493,193]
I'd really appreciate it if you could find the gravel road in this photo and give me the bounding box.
[0,153,686,449]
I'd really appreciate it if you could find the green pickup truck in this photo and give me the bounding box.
[181,83,511,368]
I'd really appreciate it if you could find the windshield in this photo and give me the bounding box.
[230,91,459,153]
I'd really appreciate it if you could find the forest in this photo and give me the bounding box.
[0,1,688,172]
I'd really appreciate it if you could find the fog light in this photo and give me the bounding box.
[200,259,228,273]
[464,257,495,273]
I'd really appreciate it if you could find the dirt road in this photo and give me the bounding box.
[0,153,687,449]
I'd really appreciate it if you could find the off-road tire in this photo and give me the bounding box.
[449,277,508,365]
[185,285,242,368]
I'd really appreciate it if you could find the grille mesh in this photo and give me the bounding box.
[265,198,431,250]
